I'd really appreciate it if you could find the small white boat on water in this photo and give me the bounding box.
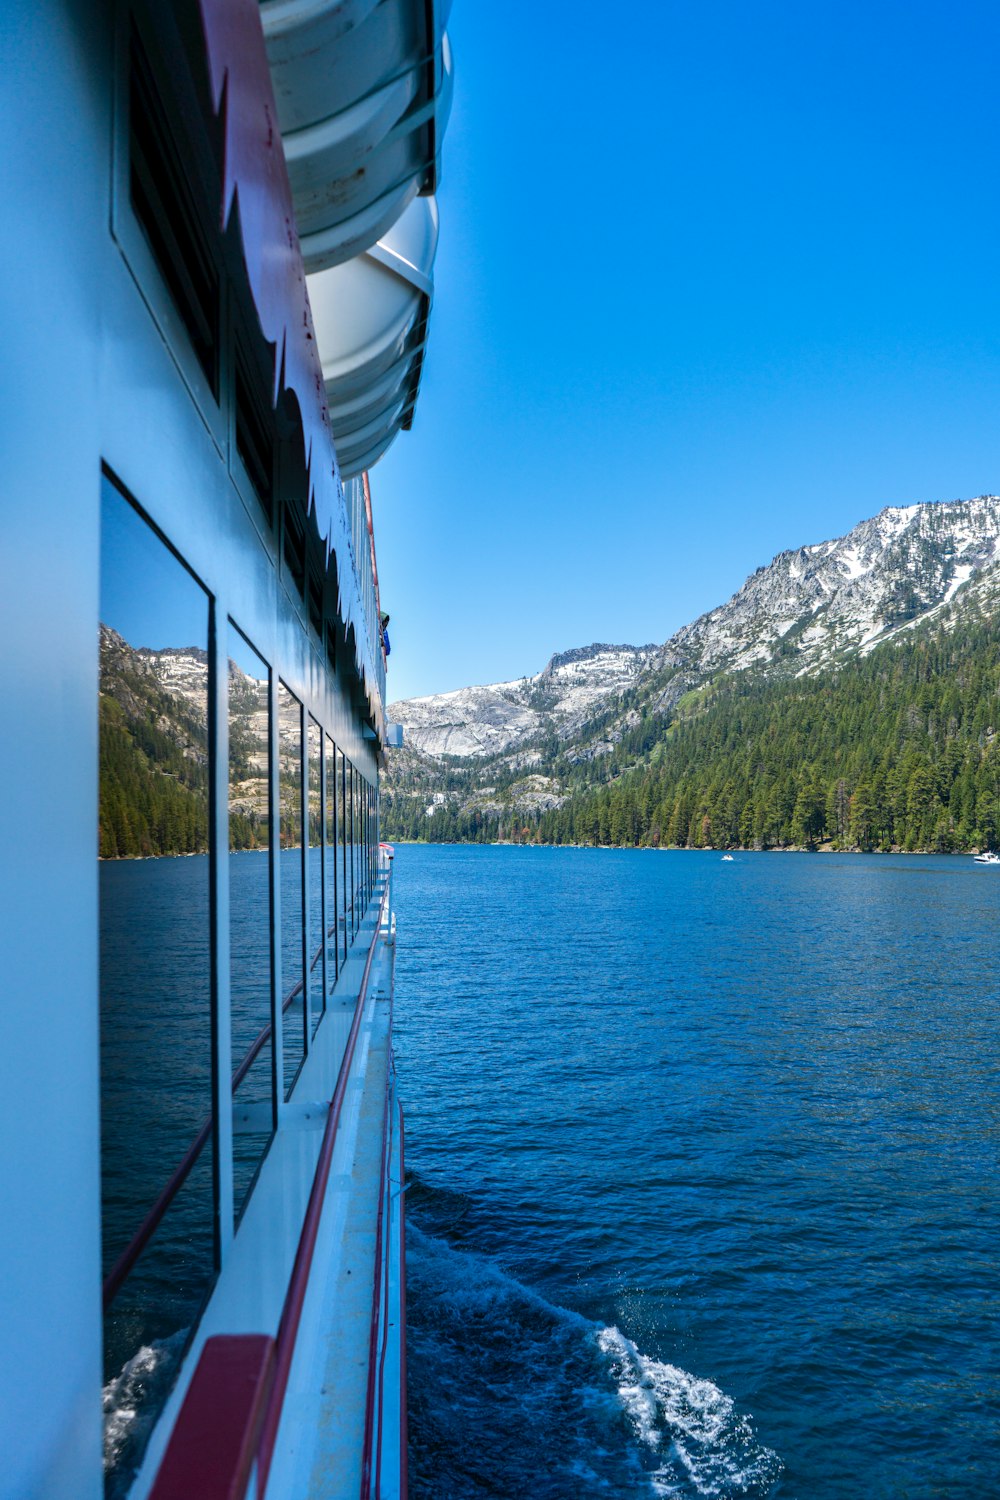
[973,851,1000,864]
[721,854,735,862]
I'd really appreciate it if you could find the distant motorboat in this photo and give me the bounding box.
[973,850,1000,865]
[721,854,735,862]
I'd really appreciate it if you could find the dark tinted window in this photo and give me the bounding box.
[325,733,339,990]
[228,626,274,1221]
[308,717,324,1037]
[278,682,306,1095]
[99,477,213,1494]
[129,30,219,394]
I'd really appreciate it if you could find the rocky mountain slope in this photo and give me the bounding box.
[99,627,271,856]
[655,495,1000,695]
[99,626,211,858]
[394,643,660,757]
[384,496,1000,832]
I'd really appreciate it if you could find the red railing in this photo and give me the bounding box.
[150,850,395,1500]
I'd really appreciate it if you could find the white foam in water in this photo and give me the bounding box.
[407,1221,782,1498]
[103,1330,187,1475]
[597,1327,783,1497]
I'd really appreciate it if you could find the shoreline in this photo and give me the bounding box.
[383,838,992,856]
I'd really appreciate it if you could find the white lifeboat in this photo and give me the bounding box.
[307,194,438,477]
[262,0,452,272]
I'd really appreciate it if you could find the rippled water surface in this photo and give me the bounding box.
[392,846,1000,1499]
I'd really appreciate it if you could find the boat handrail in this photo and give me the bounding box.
[148,849,394,1499]
[103,873,379,1311]
[360,1003,396,1500]
[255,865,392,1492]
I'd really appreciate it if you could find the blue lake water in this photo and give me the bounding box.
[391,846,1000,1499]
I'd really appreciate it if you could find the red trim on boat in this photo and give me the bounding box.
[399,1102,409,1500]
[146,858,392,1500]
[255,873,391,1494]
[148,1335,275,1500]
[360,1030,395,1499]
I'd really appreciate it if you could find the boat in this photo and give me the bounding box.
[721,854,735,862]
[973,851,1000,864]
[1,2,450,1496]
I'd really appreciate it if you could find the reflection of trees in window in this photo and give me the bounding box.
[228,646,270,851]
[308,718,324,1036]
[338,748,348,966]
[278,682,305,1096]
[228,626,274,1221]
[325,734,339,989]
[98,477,214,1495]
[98,625,209,859]
[278,684,304,850]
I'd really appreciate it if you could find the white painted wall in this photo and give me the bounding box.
[0,4,384,1495]
[0,4,108,1496]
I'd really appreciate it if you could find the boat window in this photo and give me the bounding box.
[235,349,275,527]
[338,748,348,967]
[360,780,366,912]
[308,573,323,638]
[353,768,362,930]
[282,505,306,602]
[278,682,306,1095]
[228,625,275,1222]
[347,761,356,936]
[325,734,339,989]
[366,784,371,902]
[128,27,219,397]
[366,781,371,907]
[307,717,324,1037]
[360,778,367,912]
[370,783,376,900]
[98,476,214,1495]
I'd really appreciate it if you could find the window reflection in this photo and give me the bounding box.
[348,763,356,936]
[228,626,274,1221]
[337,748,348,964]
[325,734,339,992]
[99,478,213,1496]
[308,717,324,1038]
[278,682,305,1096]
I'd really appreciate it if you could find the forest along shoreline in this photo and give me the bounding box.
[384,620,1000,855]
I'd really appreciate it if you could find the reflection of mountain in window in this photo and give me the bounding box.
[228,624,275,1222]
[98,475,214,1498]
[278,681,306,1097]
[308,717,325,1038]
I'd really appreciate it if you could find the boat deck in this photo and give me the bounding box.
[131,885,402,1500]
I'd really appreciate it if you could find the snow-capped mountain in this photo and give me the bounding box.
[391,643,659,757]
[389,496,1000,763]
[659,495,1000,687]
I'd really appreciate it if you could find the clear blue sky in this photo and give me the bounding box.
[371,1,1000,704]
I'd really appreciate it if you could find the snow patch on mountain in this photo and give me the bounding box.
[388,496,1000,769]
[390,643,659,758]
[658,496,1000,684]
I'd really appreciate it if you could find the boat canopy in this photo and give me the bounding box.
[260,0,449,480]
[262,0,452,274]
[308,194,438,479]
[197,0,450,734]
